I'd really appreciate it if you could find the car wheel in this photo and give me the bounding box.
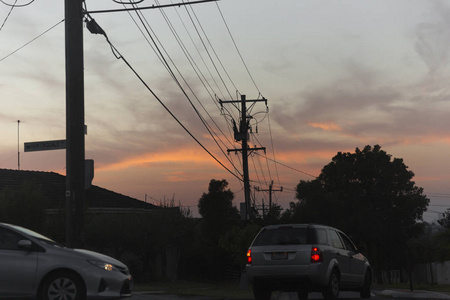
[253,282,271,300]
[297,289,308,300]
[41,271,86,300]
[360,270,372,299]
[323,269,340,300]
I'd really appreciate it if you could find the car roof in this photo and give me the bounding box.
[262,224,335,230]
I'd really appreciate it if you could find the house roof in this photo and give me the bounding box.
[0,169,157,210]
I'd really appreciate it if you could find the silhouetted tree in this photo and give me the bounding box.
[284,145,429,282]
[195,179,240,280]
[219,223,261,269]
[438,209,450,229]
[198,179,240,243]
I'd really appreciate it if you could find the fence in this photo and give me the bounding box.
[413,261,450,284]
[387,261,450,284]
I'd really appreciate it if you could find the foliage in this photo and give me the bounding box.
[192,179,242,280]
[283,145,429,278]
[83,207,193,282]
[438,209,450,229]
[198,179,240,243]
[409,222,450,263]
[219,223,262,269]
[254,204,283,226]
[0,181,47,233]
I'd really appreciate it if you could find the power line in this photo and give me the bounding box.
[427,193,450,198]
[123,1,242,176]
[182,2,233,100]
[185,1,238,96]
[0,0,33,7]
[253,151,318,178]
[87,19,242,181]
[0,0,17,32]
[215,1,261,95]
[85,0,218,14]
[0,19,64,62]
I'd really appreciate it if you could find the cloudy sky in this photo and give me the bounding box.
[1,0,449,220]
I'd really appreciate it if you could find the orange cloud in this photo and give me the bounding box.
[96,149,215,172]
[275,150,336,163]
[308,122,342,131]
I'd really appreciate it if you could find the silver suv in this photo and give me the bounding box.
[246,224,372,300]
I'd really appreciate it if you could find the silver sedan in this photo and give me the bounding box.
[0,222,133,300]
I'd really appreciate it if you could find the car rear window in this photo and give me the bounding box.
[252,226,311,246]
[315,228,328,245]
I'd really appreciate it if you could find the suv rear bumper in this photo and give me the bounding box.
[246,263,328,289]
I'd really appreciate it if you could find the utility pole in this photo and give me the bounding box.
[220,95,267,221]
[63,0,216,247]
[17,120,20,170]
[255,180,283,214]
[65,0,85,248]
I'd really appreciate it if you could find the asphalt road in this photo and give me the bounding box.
[129,291,382,300]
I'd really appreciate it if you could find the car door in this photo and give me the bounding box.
[328,229,351,283]
[338,231,366,284]
[0,226,39,298]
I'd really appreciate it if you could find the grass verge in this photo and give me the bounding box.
[135,280,253,298]
[373,283,450,294]
[136,280,450,298]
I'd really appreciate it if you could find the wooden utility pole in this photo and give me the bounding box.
[221,95,266,221]
[63,0,217,247]
[65,0,85,248]
[255,180,283,215]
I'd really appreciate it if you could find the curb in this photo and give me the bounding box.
[373,289,450,300]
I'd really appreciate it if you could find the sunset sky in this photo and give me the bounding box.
[1,0,450,220]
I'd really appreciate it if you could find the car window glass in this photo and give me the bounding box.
[253,227,309,246]
[329,230,344,249]
[0,227,26,251]
[315,228,328,245]
[339,232,357,252]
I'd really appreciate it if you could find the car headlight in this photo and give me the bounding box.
[88,260,118,272]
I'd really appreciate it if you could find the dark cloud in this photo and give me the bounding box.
[415,0,450,74]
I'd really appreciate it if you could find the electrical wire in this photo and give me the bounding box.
[182,3,234,101]
[88,17,242,181]
[88,1,297,210]
[215,1,261,95]
[125,3,246,178]
[168,5,240,150]
[112,0,144,4]
[253,151,318,179]
[124,0,242,176]
[0,0,33,7]
[156,2,239,149]
[184,0,239,97]
[86,0,217,14]
[0,19,64,62]
[0,0,17,32]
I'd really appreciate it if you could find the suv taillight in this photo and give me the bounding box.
[247,249,252,264]
[311,246,323,263]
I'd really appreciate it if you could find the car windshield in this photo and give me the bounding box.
[253,227,310,246]
[7,224,62,246]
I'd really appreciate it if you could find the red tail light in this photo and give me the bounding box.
[311,246,323,263]
[247,249,252,264]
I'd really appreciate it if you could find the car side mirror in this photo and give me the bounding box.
[18,239,33,250]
